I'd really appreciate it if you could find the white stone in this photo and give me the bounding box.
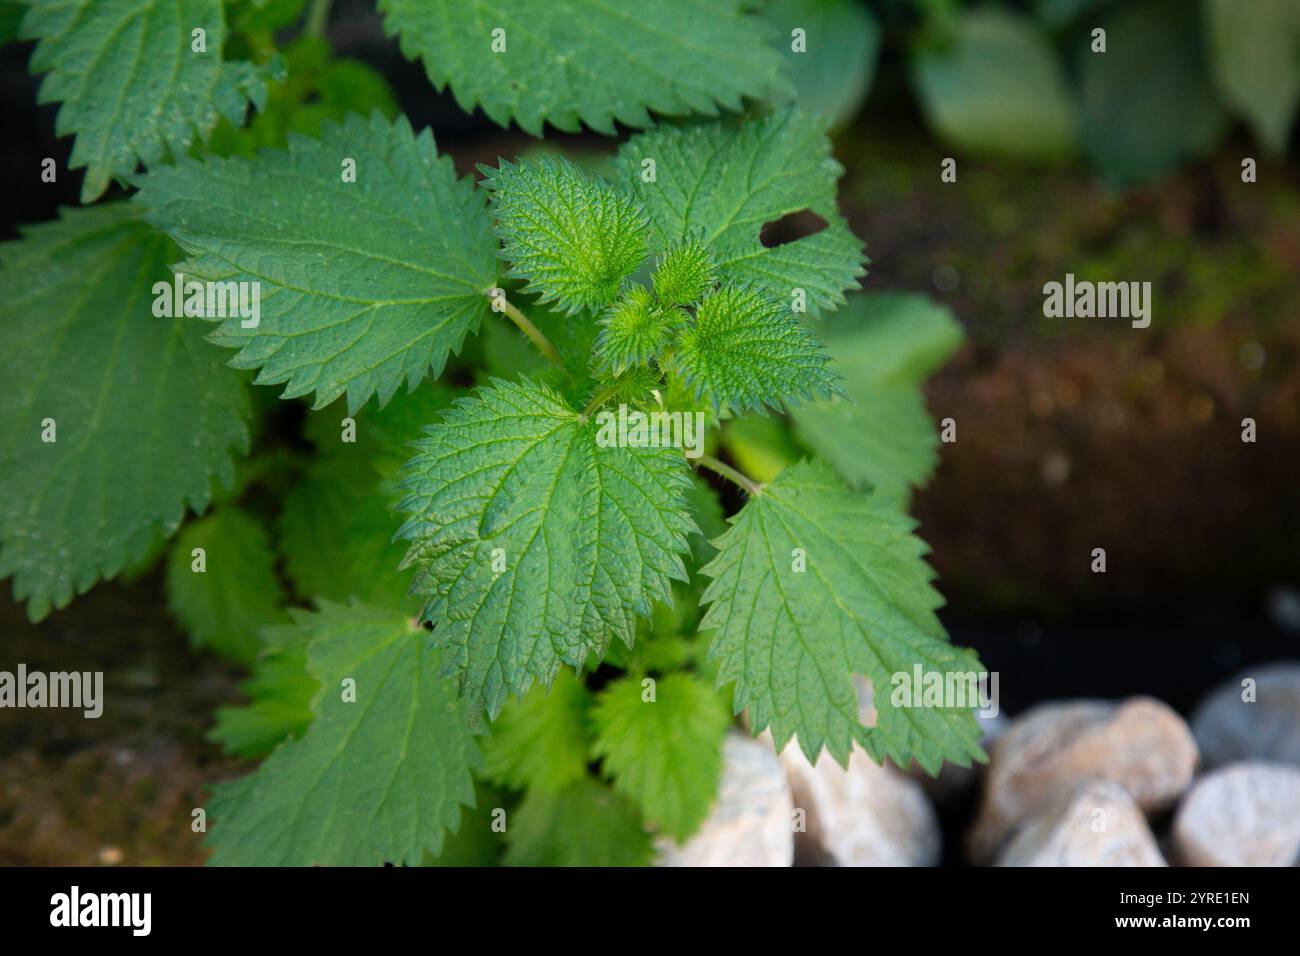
[969,697,1197,861]
[1173,762,1300,867]
[997,781,1166,867]
[780,743,940,867]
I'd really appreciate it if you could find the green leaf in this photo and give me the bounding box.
[209,639,317,759]
[504,777,652,866]
[791,293,963,499]
[617,109,866,316]
[165,507,286,663]
[0,204,249,622]
[206,601,481,866]
[1205,0,1300,155]
[481,670,591,793]
[378,0,789,136]
[699,460,985,773]
[396,377,696,718]
[207,38,399,159]
[278,455,417,613]
[480,155,648,315]
[800,388,937,504]
[22,0,267,202]
[651,238,716,308]
[133,112,498,414]
[672,284,838,414]
[304,381,457,479]
[593,286,683,376]
[591,673,729,840]
[764,0,881,128]
[1079,0,1226,187]
[910,8,1079,163]
[282,384,458,614]
[422,783,507,866]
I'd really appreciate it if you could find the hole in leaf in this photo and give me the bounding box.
[759,209,828,248]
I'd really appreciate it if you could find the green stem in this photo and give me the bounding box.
[305,0,332,39]
[694,453,763,497]
[494,293,563,368]
[579,383,621,422]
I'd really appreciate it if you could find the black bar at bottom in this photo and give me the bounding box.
[0,865,1284,941]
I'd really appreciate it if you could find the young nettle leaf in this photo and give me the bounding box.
[591,673,730,841]
[617,108,867,316]
[0,204,249,622]
[480,670,592,794]
[792,293,964,499]
[480,155,648,315]
[672,284,839,415]
[206,601,480,866]
[22,0,268,202]
[379,0,789,136]
[699,460,986,773]
[397,378,696,719]
[593,286,684,376]
[504,777,652,867]
[165,506,287,664]
[134,113,497,414]
[651,238,716,307]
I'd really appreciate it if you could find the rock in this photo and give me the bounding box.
[1172,762,1300,866]
[969,697,1197,862]
[657,732,793,867]
[997,781,1166,867]
[1191,663,1300,769]
[780,743,941,867]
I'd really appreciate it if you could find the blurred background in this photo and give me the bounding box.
[1,0,1297,864]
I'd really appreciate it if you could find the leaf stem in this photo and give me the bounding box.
[305,0,332,39]
[579,383,621,422]
[491,292,563,367]
[694,453,763,497]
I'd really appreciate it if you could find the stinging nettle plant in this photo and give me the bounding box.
[1,0,985,866]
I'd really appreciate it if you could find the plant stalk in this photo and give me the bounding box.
[579,383,621,422]
[305,0,333,39]
[694,453,763,497]
[492,293,563,368]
